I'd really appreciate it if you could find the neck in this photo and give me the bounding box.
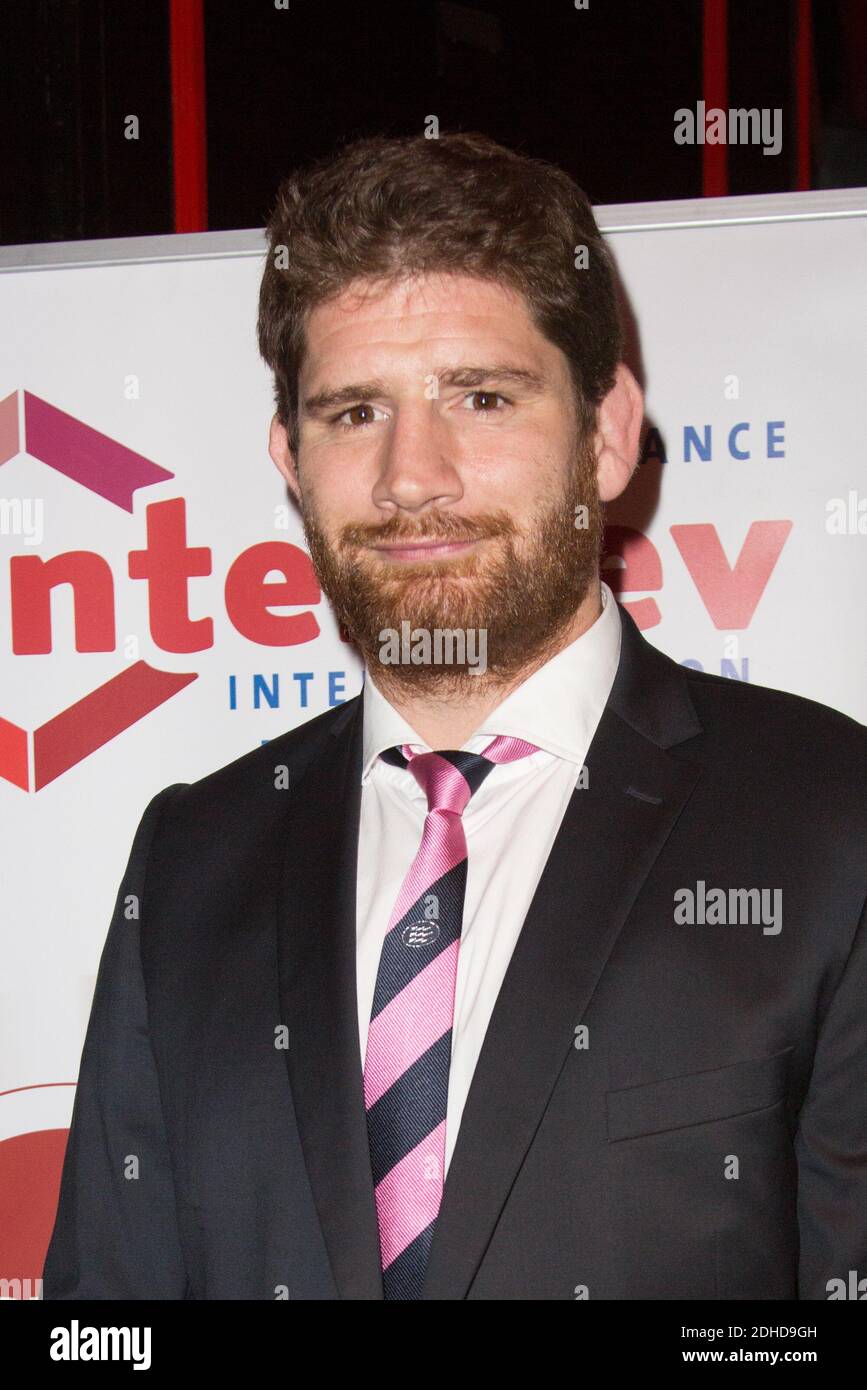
[365,581,604,750]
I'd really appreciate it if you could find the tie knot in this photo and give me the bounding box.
[379,735,539,815]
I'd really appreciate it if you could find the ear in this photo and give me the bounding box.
[268,414,301,503]
[594,363,644,502]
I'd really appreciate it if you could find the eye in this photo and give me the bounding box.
[460,390,511,413]
[331,402,387,430]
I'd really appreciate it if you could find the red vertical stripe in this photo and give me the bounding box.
[795,0,814,189]
[170,0,208,232]
[702,0,729,196]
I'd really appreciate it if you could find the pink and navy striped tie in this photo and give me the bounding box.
[363,735,539,1299]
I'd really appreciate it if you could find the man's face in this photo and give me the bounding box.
[271,271,604,694]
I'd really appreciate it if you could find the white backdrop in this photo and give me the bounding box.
[1,186,865,1292]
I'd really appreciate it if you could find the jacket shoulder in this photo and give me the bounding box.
[679,663,867,777]
[160,695,361,816]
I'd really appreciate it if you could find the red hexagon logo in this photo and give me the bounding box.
[0,389,197,791]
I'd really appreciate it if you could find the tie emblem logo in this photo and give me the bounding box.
[401,919,441,948]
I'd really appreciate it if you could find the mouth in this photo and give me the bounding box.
[367,538,480,562]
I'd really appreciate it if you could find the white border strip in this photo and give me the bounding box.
[0,228,269,273]
[1,187,866,273]
[597,185,867,233]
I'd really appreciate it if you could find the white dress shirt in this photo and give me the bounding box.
[355,581,622,1176]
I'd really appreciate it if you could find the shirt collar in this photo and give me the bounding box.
[360,581,622,782]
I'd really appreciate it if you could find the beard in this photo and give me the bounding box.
[297,435,603,698]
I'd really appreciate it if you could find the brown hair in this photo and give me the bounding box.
[257,131,623,454]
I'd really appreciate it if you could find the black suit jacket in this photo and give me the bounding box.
[42,603,867,1299]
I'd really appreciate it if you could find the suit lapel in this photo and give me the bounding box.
[276,695,384,1299]
[421,607,704,1298]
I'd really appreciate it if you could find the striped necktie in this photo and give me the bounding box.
[363,734,539,1299]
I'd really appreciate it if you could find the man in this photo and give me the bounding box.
[43,132,866,1301]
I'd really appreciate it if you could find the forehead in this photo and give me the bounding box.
[302,271,555,368]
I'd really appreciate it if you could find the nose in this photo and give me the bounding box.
[371,400,464,515]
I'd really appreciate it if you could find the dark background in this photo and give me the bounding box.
[2,0,866,246]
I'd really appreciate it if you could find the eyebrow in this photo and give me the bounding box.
[301,364,549,417]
